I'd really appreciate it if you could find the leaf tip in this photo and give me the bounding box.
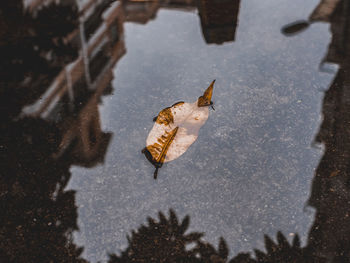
[198,80,215,107]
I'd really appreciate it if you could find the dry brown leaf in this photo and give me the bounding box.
[142,80,215,179]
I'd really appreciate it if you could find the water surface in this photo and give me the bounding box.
[65,0,335,261]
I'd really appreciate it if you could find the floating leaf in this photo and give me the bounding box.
[142,80,215,179]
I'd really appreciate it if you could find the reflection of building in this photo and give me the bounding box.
[159,0,196,12]
[318,0,349,65]
[306,0,350,261]
[309,0,341,22]
[53,71,113,167]
[121,0,196,24]
[22,0,125,165]
[197,0,241,44]
[122,0,240,44]
[122,0,161,24]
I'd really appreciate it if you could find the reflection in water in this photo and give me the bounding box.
[0,2,83,261]
[0,0,123,261]
[0,3,90,260]
[281,0,340,36]
[108,209,305,263]
[2,0,350,262]
[0,1,78,121]
[197,0,241,44]
[1,0,236,261]
[142,80,215,179]
[309,0,342,22]
[306,0,350,261]
[0,118,87,262]
[21,0,125,165]
[281,20,311,36]
[108,209,229,263]
[283,0,350,261]
[123,0,240,44]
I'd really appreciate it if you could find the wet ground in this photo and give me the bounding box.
[2,0,350,262]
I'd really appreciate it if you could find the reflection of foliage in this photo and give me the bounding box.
[253,232,304,263]
[108,209,313,263]
[195,237,229,263]
[230,232,307,263]
[229,253,256,263]
[108,209,228,263]
[0,0,78,120]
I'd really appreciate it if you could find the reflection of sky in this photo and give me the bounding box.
[67,0,335,261]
